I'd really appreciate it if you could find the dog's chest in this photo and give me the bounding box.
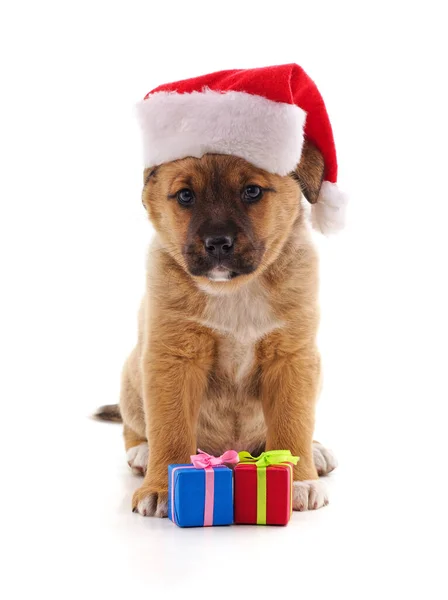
[200,281,282,383]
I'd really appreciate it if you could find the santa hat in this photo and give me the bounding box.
[137,63,346,235]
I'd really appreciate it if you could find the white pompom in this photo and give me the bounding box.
[311,181,348,235]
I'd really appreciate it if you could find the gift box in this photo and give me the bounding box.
[168,450,238,527]
[234,450,299,525]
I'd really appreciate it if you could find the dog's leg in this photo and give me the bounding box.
[260,337,328,511]
[132,325,215,517]
[124,425,148,476]
[313,440,337,476]
[119,349,149,476]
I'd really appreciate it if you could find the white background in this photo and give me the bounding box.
[1,1,447,598]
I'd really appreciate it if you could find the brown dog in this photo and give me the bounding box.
[96,142,337,517]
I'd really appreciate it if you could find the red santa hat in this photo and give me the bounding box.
[137,63,346,234]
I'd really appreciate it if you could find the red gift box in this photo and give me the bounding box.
[234,450,299,526]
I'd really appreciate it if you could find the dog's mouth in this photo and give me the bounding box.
[207,266,237,281]
[187,259,257,281]
[202,263,256,281]
[183,243,263,281]
[208,266,231,281]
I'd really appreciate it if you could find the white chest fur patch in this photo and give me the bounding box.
[199,280,282,344]
[199,280,283,384]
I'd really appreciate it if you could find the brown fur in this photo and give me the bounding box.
[293,142,325,204]
[114,146,329,514]
[93,404,122,423]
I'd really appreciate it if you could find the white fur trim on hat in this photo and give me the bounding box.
[136,89,306,176]
[311,181,348,235]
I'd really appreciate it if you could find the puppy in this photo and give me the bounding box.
[96,141,337,517]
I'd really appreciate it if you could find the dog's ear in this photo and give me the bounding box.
[142,167,159,208]
[143,167,158,187]
[292,141,325,204]
[143,168,152,186]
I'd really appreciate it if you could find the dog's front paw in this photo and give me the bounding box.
[313,441,337,476]
[132,484,168,518]
[293,479,329,511]
[127,443,149,476]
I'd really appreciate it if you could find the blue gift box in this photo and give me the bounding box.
[168,463,234,527]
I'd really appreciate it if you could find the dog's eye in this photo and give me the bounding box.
[242,185,263,203]
[176,189,195,207]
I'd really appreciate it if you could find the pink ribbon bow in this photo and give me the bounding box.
[188,449,239,526]
[190,449,239,469]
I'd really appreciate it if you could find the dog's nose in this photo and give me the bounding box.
[204,235,234,257]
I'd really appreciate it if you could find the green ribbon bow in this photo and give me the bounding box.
[238,450,299,525]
